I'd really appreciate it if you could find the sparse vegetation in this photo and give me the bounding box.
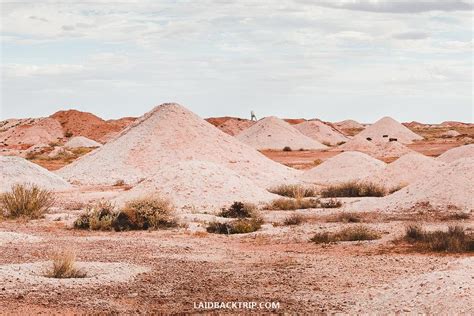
[73,196,177,231]
[311,225,381,244]
[116,196,178,230]
[269,184,317,198]
[0,184,55,219]
[113,179,126,187]
[321,181,386,198]
[207,217,263,234]
[329,212,362,223]
[283,146,292,152]
[218,202,256,218]
[283,214,304,226]
[388,184,406,194]
[64,130,73,138]
[441,212,470,221]
[313,159,323,166]
[319,198,342,208]
[44,249,87,279]
[402,224,473,253]
[266,198,320,210]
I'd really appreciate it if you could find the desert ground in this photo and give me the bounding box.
[0,103,472,314]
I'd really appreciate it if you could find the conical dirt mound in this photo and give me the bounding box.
[57,103,299,187]
[437,144,474,163]
[363,153,445,189]
[353,158,473,211]
[302,151,386,185]
[236,116,327,150]
[356,116,423,144]
[1,156,71,192]
[294,120,348,145]
[64,136,102,148]
[338,136,378,153]
[115,160,277,209]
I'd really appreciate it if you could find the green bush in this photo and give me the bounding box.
[0,184,55,219]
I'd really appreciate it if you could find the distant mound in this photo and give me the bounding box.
[57,103,299,187]
[441,130,461,138]
[356,117,423,144]
[363,153,445,189]
[0,118,63,147]
[206,117,255,136]
[352,158,473,211]
[334,119,364,130]
[0,156,71,192]
[51,110,135,143]
[64,136,102,149]
[294,120,348,145]
[302,151,386,185]
[115,160,277,209]
[437,144,474,163]
[338,136,413,159]
[236,116,327,150]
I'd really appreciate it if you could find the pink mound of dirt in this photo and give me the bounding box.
[294,120,348,146]
[214,118,255,136]
[64,136,102,148]
[302,151,386,185]
[338,137,413,159]
[236,116,327,150]
[115,160,278,209]
[0,156,71,192]
[57,103,299,188]
[356,116,423,144]
[353,158,473,212]
[0,118,63,147]
[363,153,445,189]
[334,119,364,130]
[51,110,135,143]
[437,144,474,163]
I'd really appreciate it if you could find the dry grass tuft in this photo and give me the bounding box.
[283,214,305,226]
[403,224,473,253]
[44,249,86,279]
[0,184,55,219]
[266,198,320,210]
[321,181,386,198]
[311,225,381,244]
[269,184,317,198]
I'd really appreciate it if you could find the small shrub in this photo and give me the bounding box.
[269,184,317,198]
[44,249,86,279]
[0,184,55,219]
[313,159,323,166]
[321,181,386,198]
[331,212,362,223]
[207,217,263,234]
[218,202,256,218]
[64,131,73,138]
[74,197,177,231]
[322,141,331,147]
[73,201,116,231]
[319,198,342,208]
[311,225,381,244]
[267,198,319,210]
[403,224,473,253]
[283,214,304,226]
[441,212,470,221]
[283,146,292,152]
[113,179,126,187]
[337,141,346,146]
[118,196,177,230]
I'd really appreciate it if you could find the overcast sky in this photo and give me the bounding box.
[1,0,473,123]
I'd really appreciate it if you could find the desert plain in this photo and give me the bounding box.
[0,103,472,314]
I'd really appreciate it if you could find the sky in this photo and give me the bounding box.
[0,0,473,123]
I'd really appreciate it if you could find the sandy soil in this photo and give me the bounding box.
[0,207,471,314]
